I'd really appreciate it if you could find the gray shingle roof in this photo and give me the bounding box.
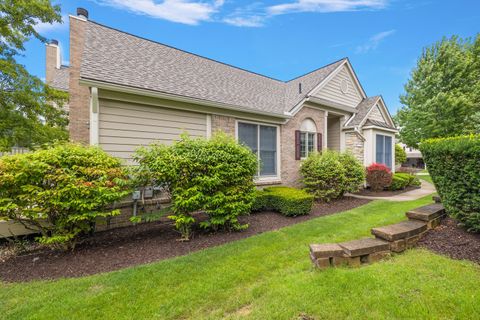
[80,21,345,116]
[50,66,69,91]
[346,96,380,127]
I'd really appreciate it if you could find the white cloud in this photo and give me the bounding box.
[267,0,387,15]
[223,16,264,27]
[356,29,395,53]
[35,15,68,33]
[92,0,224,25]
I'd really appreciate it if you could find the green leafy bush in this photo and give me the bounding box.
[420,135,480,232]
[300,151,364,202]
[252,187,314,216]
[134,133,258,240]
[390,172,420,190]
[339,152,366,193]
[0,143,131,249]
[395,144,407,165]
[366,163,392,192]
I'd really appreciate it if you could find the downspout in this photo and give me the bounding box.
[354,126,366,141]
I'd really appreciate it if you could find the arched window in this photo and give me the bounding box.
[298,118,317,159]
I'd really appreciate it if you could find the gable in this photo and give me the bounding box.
[312,65,363,108]
[367,104,387,123]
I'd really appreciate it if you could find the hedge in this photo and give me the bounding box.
[419,135,480,232]
[252,186,314,217]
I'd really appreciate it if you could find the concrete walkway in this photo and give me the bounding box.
[347,180,436,202]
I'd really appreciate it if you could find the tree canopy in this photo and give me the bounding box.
[395,34,480,147]
[0,0,68,151]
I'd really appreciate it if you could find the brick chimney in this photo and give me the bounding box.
[68,8,90,144]
[45,39,60,85]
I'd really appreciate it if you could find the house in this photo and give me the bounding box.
[46,8,397,188]
[399,143,425,169]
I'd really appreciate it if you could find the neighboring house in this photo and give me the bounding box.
[399,143,425,169]
[46,8,397,187]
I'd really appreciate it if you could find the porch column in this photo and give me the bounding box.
[323,111,328,151]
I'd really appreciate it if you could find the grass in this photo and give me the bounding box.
[417,174,434,184]
[1,195,479,319]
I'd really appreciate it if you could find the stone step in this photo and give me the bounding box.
[371,220,427,242]
[338,238,390,257]
[309,243,345,259]
[406,203,445,222]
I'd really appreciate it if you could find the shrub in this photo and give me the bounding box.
[420,135,480,232]
[366,163,392,192]
[389,172,420,190]
[300,151,365,201]
[300,151,346,202]
[252,187,313,216]
[0,143,131,250]
[134,133,258,240]
[395,144,407,165]
[339,152,366,193]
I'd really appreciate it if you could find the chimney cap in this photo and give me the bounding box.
[49,39,59,46]
[77,7,89,19]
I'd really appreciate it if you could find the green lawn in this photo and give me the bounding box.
[1,196,479,319]
[418,174,434,184]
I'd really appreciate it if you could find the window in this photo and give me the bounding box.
[376,134,392,168]
[298,118,317,159]
[238,122,277,177]
[300,132,315,158]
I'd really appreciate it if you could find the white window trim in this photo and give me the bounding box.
[299,130,316,159]
[375,133,394,170]
[235,119,281,182]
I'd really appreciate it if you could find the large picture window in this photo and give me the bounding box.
[376,134,392,168]
[238,122,277,177]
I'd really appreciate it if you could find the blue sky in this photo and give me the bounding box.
[24,0,479,114]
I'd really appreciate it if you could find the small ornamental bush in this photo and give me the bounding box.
[300,151,365,202]
[339,152,366,194]
[366,163,392,192]
[390,172,419,190]
[300,151,346,202]
[0,143,131,250]
[420,135,480,232]
[134,133,258,240]
[252,187,313,216]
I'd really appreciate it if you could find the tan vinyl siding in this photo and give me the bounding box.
[368,105,386,122]
[314,66,362,108]
[99,99,207,164]
[327,117,341,151]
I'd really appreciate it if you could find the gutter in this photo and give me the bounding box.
[79,78,292,120]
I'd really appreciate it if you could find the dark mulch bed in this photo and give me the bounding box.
[418,217,480,264]
[354,186,420,197]
[0,197,369,282]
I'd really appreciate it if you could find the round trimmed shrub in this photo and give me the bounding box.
[420,135,480,232]
[366,163,392,192]
[134,133,258,240]
[300,151,347,202]
[0,143,131,250]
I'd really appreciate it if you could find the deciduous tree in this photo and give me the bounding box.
[0,0,68,151]
[395,34,480,147]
